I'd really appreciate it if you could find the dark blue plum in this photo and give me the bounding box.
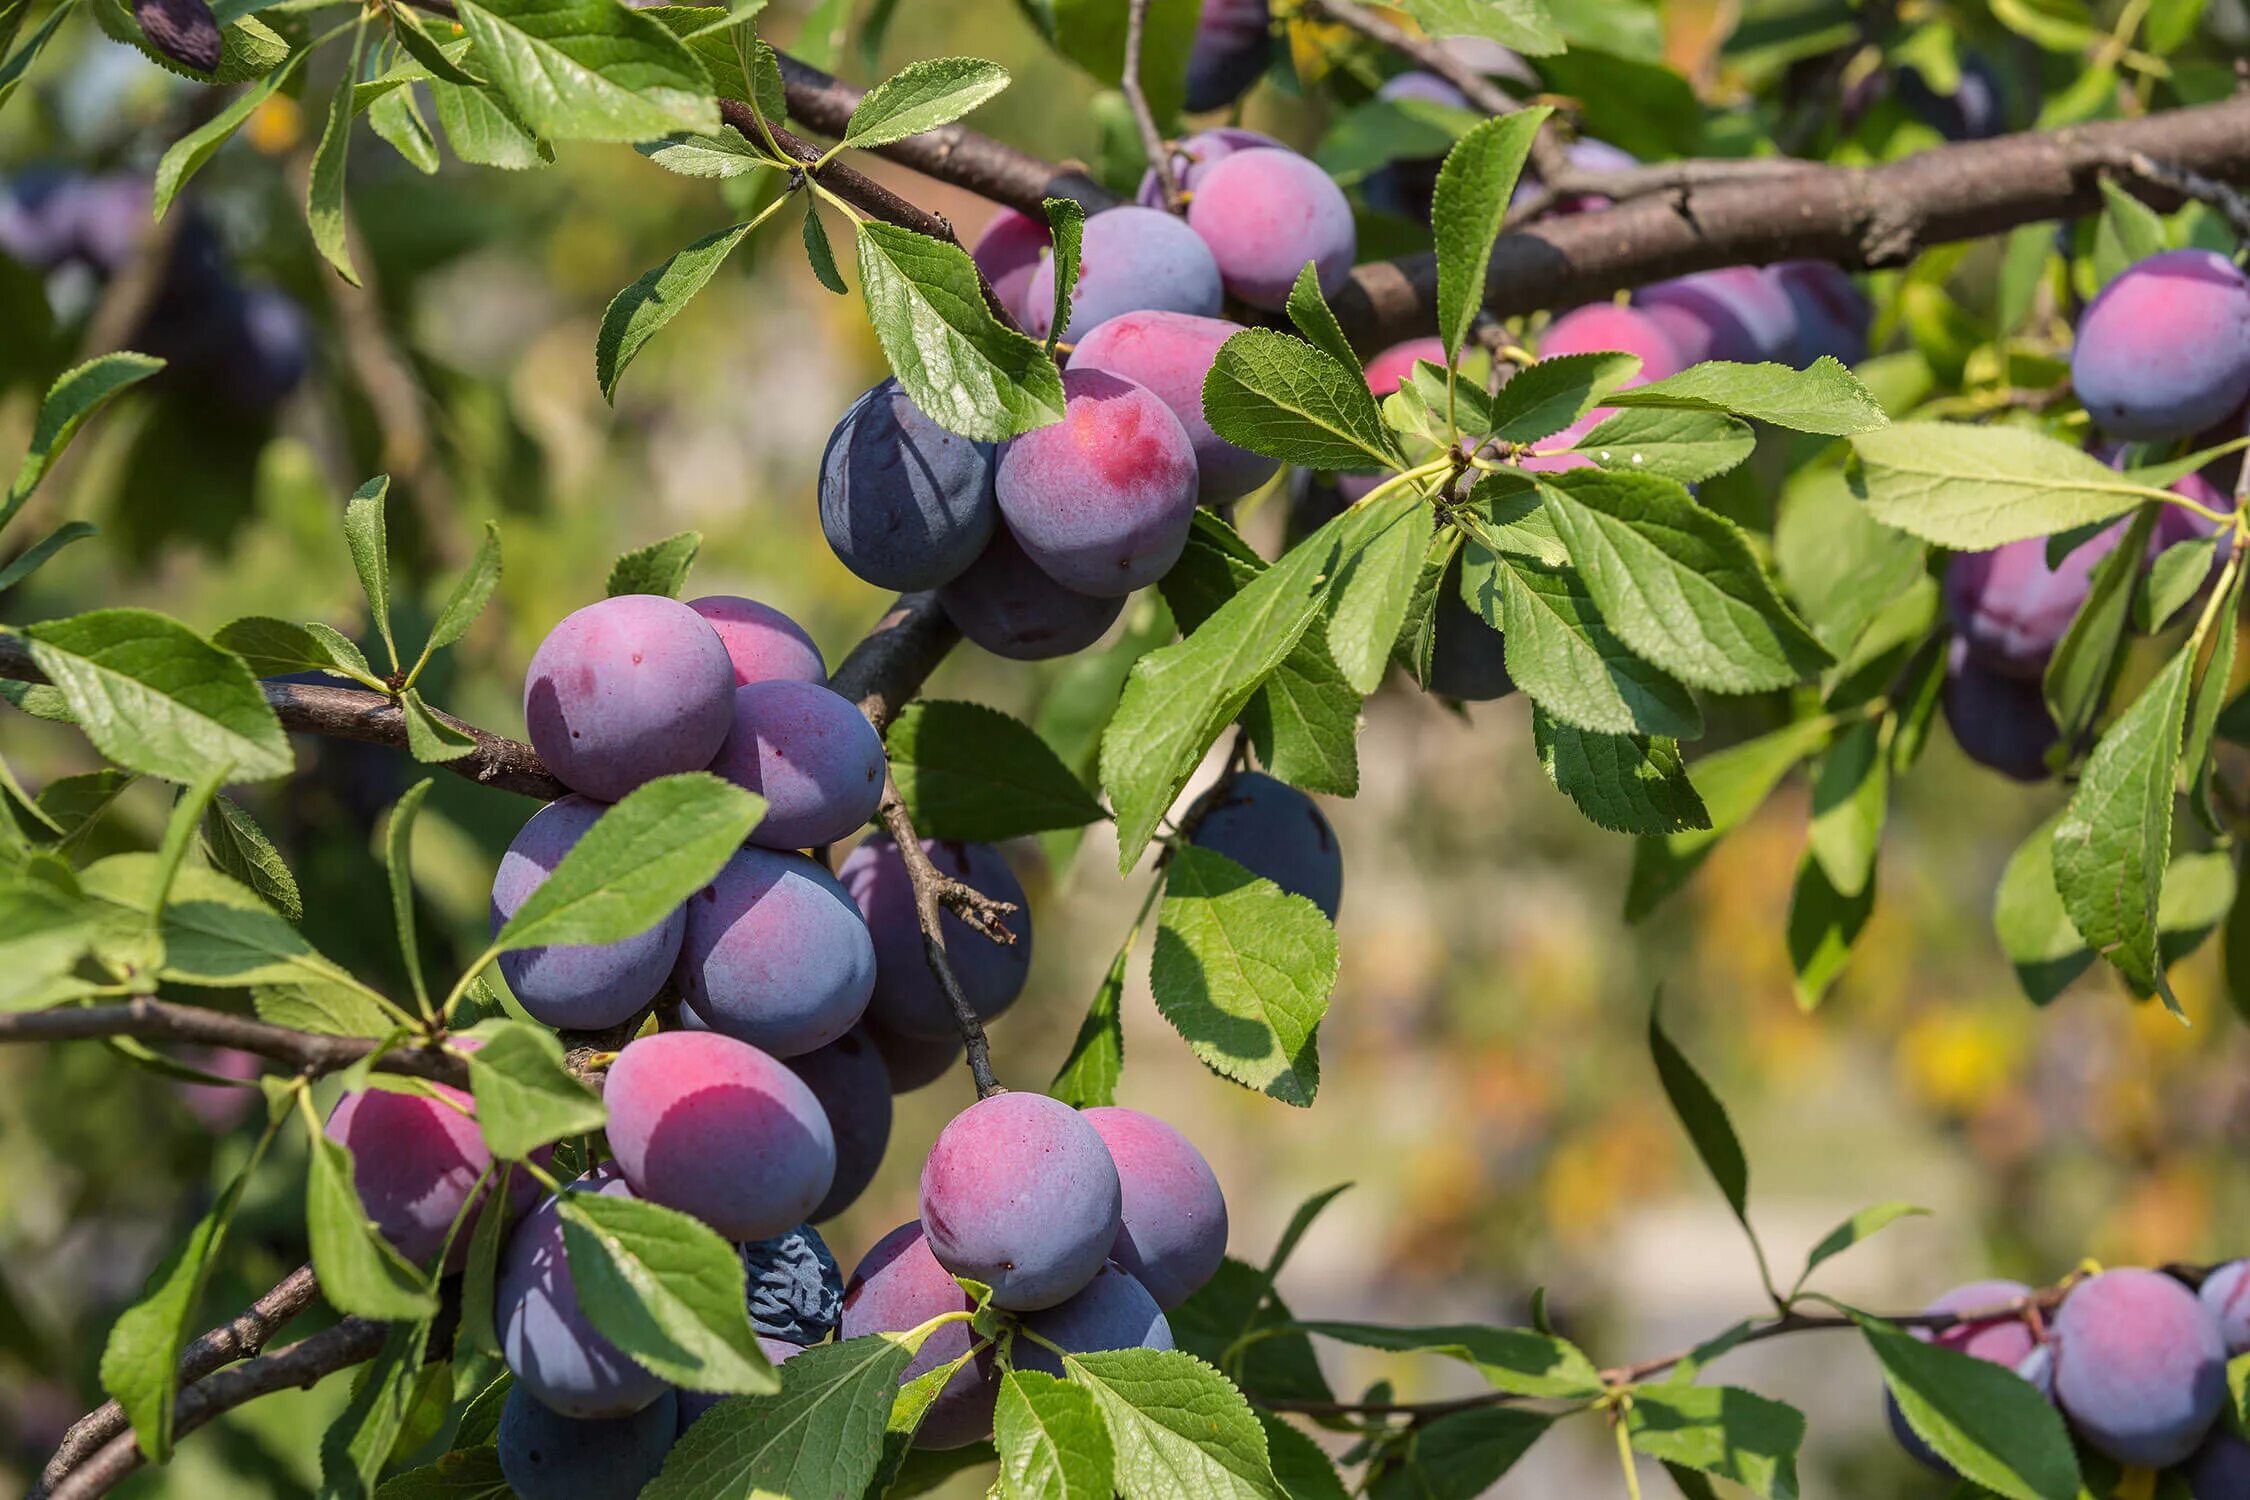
[819,377,999,591]
[676,845,876,1057]
[2186,1430,2250,1500]
[2051,1268,2227,1467]
[1769,262,1870,367]
[1941,642,2058,782]
[740,1222,844,1343]
[1187,771,1343,920]
[840,1222,998,1449]
[493,795,685,1030]
[496,1165,673,1418]
[938,524,1125,660]
[1013,1262,1174,1376]
[1183,0,1272,113]
[1428,560,1515,702]
[868,1022,962,1094]
[783,1026,893,1222]
[496,1384,677,1500]
[841,834,1030,1041]
[2072,250,2250,443]
[919,1092,1123,1312]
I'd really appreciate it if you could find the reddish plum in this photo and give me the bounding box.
[1071,311,1277,504]
[995,369,1199,597]
[1185,148,1356,310]
[840,1222,998,1449]
[523,595,735,802]
[685,595,825,686]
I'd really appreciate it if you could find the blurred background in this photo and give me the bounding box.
[4,0,2250,1493]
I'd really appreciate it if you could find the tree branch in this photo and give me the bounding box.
[877,787,1003,1098]
[1122,0,1181,210]
[0,999,473,1088]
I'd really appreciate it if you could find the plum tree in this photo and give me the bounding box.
[685,595,826,686]
[2050,1268,2227,1467]
[602,1030,837,1241]
[840,1222,998,1449]
[674,1340,804,1432]
[842,835,1031,1040]
[496,1165,674,1419]
[495,1384,678,1500]
[782,1026,893,1222]
[676,845,877,1055]
[522,594,736,802]
[1069,311,1278,504]
[1184,148,1357,309]
[1187,770,1344,919]
[2071,249,2250,441]
[1941,644,2060,782]
[1769,261,1872,366]
[994,368,1200,596]
[868,1022,964,1093]
[1023,206,1222,343]
[1635,267,1800,366]
[1012,1262,1175,1377]
[1182,0,1271,113]
[739,1222,844,1344]
[970,207,1051,326]
[492,795,686,1030]
[919,1092,1123,1310]
[1082,1107,1227,1310]
[707,678,888,850]
[2198,1259,2250,1354]
[1881,1280,2049,1471]
[819,378,999,591]
[937,524,1127,660]
[324,1037,539,1269]
[1136,127,1285,206]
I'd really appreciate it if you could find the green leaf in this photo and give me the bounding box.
[99,1123,276,1462]
[458,1019,607,1159]
[422,521,502,658]
[1204,328,1404,472]
[887,700,1107,841]
[1533,709,1708,836]
[1170,1258,1333,1407]
[1795,1203,1929,1289]
[560,1189,777,1392]
[0,1,74,115]
[1398,0,1563,55]
[2139,533,2221,633]
[389,0,484,83]
[5,352,166,525]
[488,773,760,952]
[384,779,433,1013]
[1041,197,1086,354]
[1625,717,1833,919]
[1771,465,1925,655]
[1606,359,1885,435]
[598,220,757,402]
[1649,998,1747,1220]
[1324,494,1430,693]
[1295,1322,1603,1398]
[457,1165,513,1361]
[1624,1384,1803,1500]
[1430,108,1549,360]
[802,201,846,294]
[1849,422,2166,548]
[995,1369,1112,1500]
[400,689,476,762]
[856,220,1067,442]
[1260,1413,1349,1500]
[431,77,551,168]
[454,0,716,143]
[863,1349,985,1494]
[1563,407,1757,484]
[1050,926,1130,1108]
[370,1446,509,1499]
[1486,352,1640,445]
[1468,550,1704,738]
[1152,845,1336,1106]
[306,1122,440,1317]
[1105,493,1420,867]
[2186,562,2242,835]
[79,855,372,1000]
[1366,1407,1551,1500]
[203,793,301,921]
[2043,506,2157,750]
[1044,0,1200,120]
[1785,851,1874,1011]
[638,124,767,178]
[0,519,95,593]
[320,1314,437,1500]
[343,475,397,670]
[152,52,304,220]
[253,980,398,1039]
[213,617,376,684]
[368,69,443,175]
[644,1333,919,1499]
[2093,177,2168,287]
[1283,264,1362,379]
[2053,644,2193,1006]
[844,55,1009,148]
[1860,1317,2080,1500]
[1538,468,1832,693]
[87,0,287,82]
[606,530,702,598]
[1806,718,1887,897]
[1064,1348,1282,1500]
[21,609,290,783]
[0,878,95,1010]
[306,19,369,286]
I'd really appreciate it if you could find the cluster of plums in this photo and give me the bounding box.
[0,169,310,414]
[1888,1265,2250,1492]
[1940,248,2248,779]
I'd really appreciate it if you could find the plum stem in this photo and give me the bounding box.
[878,782,1006,1099]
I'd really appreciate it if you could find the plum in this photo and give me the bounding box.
[496,1384,677,1500]
[1137,127,1286,207]
[1185,148,1356,310]
[2199,1259,2250,1355]
[1183,0,1272,114]
[919,1093,1123,1311]
[2051,1267,2227,1467]
[869,1022,964,1094]
[496,1164,674,1418]
[1082,1108,1227,1309]
[784,1027,893,1222]
[972,207,1051,327]
[739,1222,843,1343]
[2072,249,2250,443]
[937,524,1126,660]
[1023,206,1223,344]
[685,595,826,687]
[1941,642,2059,782]
[523,595,736,802]
[1881,1280,2049,1472]
[1364,337,1448,398]
[1070,310,1277,504]
[818,378,998,591]
[1768,261,1871,367]
[841,835,1031,1041]
[1634,266,1800,366]
[1012,1261,1174,1376]
[840,1221,998,1448]
[675,845,876,1057]
[492,795,685,1031]
[1187,770,1343,920]
[675,1339,803,1433]
[707,678,887,850]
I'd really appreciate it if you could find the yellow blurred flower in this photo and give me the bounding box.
[1897,1010,2023,1113]
[245,96,303,155]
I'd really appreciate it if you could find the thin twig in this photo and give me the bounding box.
[878,787,1003,1098]
[2118,149,2250,242]
[0,999,472,1088]
[1123,0,1181,211]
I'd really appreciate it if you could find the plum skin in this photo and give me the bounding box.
[522,594,736,803]
[1183,0,1272,113]
[938,525,1124,661]
[603,1030,838,1242]
[2198,1259,2250,1355]
[675,845,877,1058]
[1634,267,1799,366]
[1941,642,2059,782]
[818,377,999,591]
[1136,127,1285,207]
[496,1384,678,1500]
[840,1221,999,1449]
[1187,770,1344,920]
[1082,1107,1228,1310]
[869,1022,963,1094]
[706,679,888,851]
[2050,1267,2227,1468]
[2071,249,2250,442]
[842,835,1031,1041]
[1069,311,1277,505]
[995,368,1200,598]
[492,795,685,1031]
[1012,1262,1175,1376]
[783,1027,894,1223]
[685,595,825,686]
[1185,148,1357,310]
[1023,206,1222,345]
[495,1165,674,1419]
[919,1092,1124,1311]
[971,207,1051,326]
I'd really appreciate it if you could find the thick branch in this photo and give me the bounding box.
[33,1266,320,1499]
[0,999,472,1088]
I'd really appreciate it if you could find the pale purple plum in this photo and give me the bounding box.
[603,1030,837,1242]
[2051,1268,2227,1467]
[1024,206,1223,344]
[784,1027,893,1223]
[972,207,1051,327]
[493,795,685,1031]
[496,1165,674,1418]
[707,679,887,851]
[2199,1260,2250,1355]
[919,1093,1123,1311]
[2073,249,2250,442]
[675,845,876,1058]
[523,595,736,802]
[1635,266,1800,366]
[1137,127,1287,206]
[686,596,826,687]
[995,369,1200,597]
[1185,148,1356,310]
[1082,1108,1227,1309]
[841,835,1031,1041]
[840,1222,998,1449]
